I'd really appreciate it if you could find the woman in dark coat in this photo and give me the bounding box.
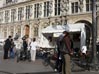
[3,36,12,59]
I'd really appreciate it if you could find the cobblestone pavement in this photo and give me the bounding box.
[0,46,99,74]
[0,49,54,74]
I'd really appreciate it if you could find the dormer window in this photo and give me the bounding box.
[86,0,92,11]
[6,0,12,4]
[6,0,17,5]
[71,2,79,13]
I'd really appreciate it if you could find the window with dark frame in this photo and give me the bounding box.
[71,2,79,13]
[6,0,12,4]
[5,10,10,23]
[44,1,50,17]
[26,5,31,20]
[0,12,3,23]
[55,0,60,16]
[11,9,16,22]
[34,4,39,18]
[86,0,92,11]
[18,7,24,21]
[6,0,18,4]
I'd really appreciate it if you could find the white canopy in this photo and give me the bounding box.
[42,23,85,33]
[41,23,86,49]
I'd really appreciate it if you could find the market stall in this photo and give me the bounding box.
[40,23,86,49]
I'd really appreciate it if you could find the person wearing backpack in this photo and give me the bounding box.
[59,31,73,74]
[54,35,63,72]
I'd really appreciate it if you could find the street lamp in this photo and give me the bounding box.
[92,0,99,70]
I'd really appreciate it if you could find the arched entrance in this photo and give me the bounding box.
[75,20,92,50]
[4,27,7,38]
[24,25,30,37]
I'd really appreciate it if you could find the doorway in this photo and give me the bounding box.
[25,25,30,37]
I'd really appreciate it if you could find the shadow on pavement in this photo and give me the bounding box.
[0,70,13,74]
[72,69,85,72]
[16,71,58,74]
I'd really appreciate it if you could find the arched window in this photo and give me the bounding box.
[4,27,7,38]
[34,27,38,36]
[10,26,14,37]
[17,26,21,36]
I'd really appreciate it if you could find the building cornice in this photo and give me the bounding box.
[0,0,45,10]
[69,12,92,16]
[0,12,93,25]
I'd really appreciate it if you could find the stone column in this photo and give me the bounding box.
[7,25,10,37]
[0,26,2,38]
[83,0,86,12]
[6,25,9,38]
[21,25,24,38]
[13,25,16,38]
[97,12,99,42]
[29,22,32,38]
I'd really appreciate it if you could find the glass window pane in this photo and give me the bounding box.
[54,0,60,15]
[71,3,74,13]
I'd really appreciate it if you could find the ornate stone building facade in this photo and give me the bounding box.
[0,0,99,49]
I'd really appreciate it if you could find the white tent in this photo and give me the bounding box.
[42,23,85,33]
[41,23,86,49]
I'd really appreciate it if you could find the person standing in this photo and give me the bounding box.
[54,34,64,72]
[9,39,15,58]
[22,38,28,60]
[14,38,23,56]
[3,36,12,59]
[29,38,38,61]
[59,31,73,74]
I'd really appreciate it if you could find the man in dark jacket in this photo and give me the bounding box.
[3,36,12,59]
[60,31,73,74]
[22,38,28,60]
